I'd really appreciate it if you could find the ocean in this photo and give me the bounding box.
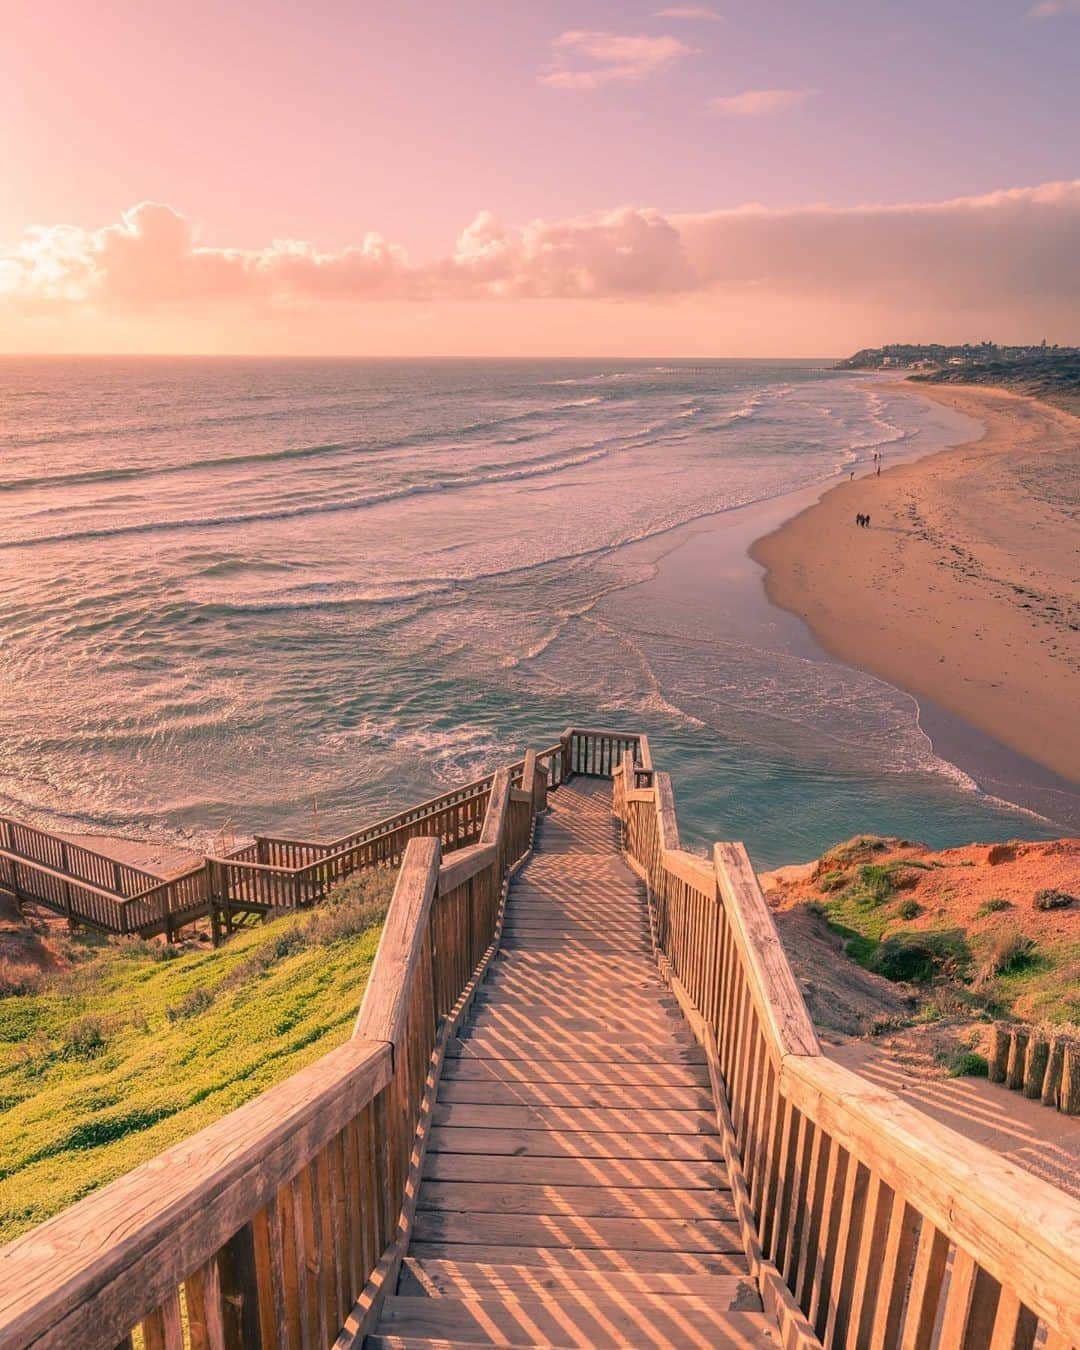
[0,357,1061,867]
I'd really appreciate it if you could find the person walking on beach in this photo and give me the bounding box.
[865,513,871,528]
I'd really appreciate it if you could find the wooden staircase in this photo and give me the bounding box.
[368,779,776,1348]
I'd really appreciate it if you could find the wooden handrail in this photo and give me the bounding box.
[616,755,1080,1348]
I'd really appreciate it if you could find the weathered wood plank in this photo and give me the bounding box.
[421,1153,728,1189]
[410,1211,746,1253]
[440,1057,712,1087]
[405,1240,748,1277]
[430,1102,718,1134]
[446,1035,707,1064]
[376,1294,775,1346]
[435,1080,713,1110]
[426,1125,725,1161]
[396,1257,759,1306]
[417,1181,736,1220]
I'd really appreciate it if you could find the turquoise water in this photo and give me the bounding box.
[0,357,1062,866]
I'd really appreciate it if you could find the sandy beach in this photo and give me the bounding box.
[751,383,1079,784]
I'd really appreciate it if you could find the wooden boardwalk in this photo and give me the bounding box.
[370,780,776,1348]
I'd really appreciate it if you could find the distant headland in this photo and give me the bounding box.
[836,342,1080,415]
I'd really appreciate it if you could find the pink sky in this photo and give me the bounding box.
[3,0,1078,355]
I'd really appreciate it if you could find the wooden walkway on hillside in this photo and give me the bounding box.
[369,780,775,1348]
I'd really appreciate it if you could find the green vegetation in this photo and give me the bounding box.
[868,930,970,984]
[817,865,1079,1026]
[1033,888,1075,911]
[974,898,1012,919]
[946,1051,989,1079]
[0,868,393,1242]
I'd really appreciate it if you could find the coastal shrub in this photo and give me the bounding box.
[0,961,44,998]
[61,1017,108,1061]
[822,836,891,868]
[869,930,969,983]
[108,935,181,962]
[1034,888,1075,911]
[305,867,394,947]
[816,870,847,894]
[974,897,1012,919]
[947,1051,989,1079]
[856,863,898,904]
[975,931,1038,987]
[165,987,213,1022]
[896,899,921,920]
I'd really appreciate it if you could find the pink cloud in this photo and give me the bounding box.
[1028,0,1080,14]
[540,31,695,90]
[709,88,815,117]
[656,6,723,19]
[3,183,1078,322]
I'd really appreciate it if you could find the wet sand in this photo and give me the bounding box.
[751,384,1079,784]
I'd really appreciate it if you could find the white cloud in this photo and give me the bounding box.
[540,31,695,89]
[709,88,815,117]
[656,6,723,19]
[3,183,1078,324]
[1028,0,1080,15]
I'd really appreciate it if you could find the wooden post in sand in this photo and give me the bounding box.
[1023,1036,1049,1099]
[1061,1041,1080,1116]
[1042,1035,1067,1108]
[1005,1026,1029,1091]
[988,1023,1010,1083]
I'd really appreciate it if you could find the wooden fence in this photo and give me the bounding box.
[614,750,1080,1349]
[0,751,545,1349]
[987,1022,1080,1115]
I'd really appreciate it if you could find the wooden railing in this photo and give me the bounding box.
[614,750,1080,1350]
[0,749,547,1349]
[0,814,159,896]
[205,737,577,921]
[0,734,581,941]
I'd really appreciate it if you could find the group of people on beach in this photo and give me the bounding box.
[855,512,872,528]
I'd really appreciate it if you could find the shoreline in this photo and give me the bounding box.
[750,381,1079,788]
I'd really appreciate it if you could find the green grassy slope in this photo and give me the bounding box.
[0,871,393,1242]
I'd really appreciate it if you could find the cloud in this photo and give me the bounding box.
[709,88,815,117]
[540,31,695,89]
[656,5,723,19]
[3,183,1079,328]
[1028,0,1080,14]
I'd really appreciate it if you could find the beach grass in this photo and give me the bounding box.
[0,868,393,1242]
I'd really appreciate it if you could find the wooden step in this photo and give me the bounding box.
[440,1058,712,1088]
[447,1035,707,1064]
[374,1295,777,1348]
[427,1125,725,1161]
[463,1011,694,1045]
[417,1180,736,1220]
[422,1153,728,1190]
[406,1241,749,1277]
[397,1257,761,1308]
[431,1103,718,1135]
[410,1211,744,1254]
[435,1079,714,1111]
